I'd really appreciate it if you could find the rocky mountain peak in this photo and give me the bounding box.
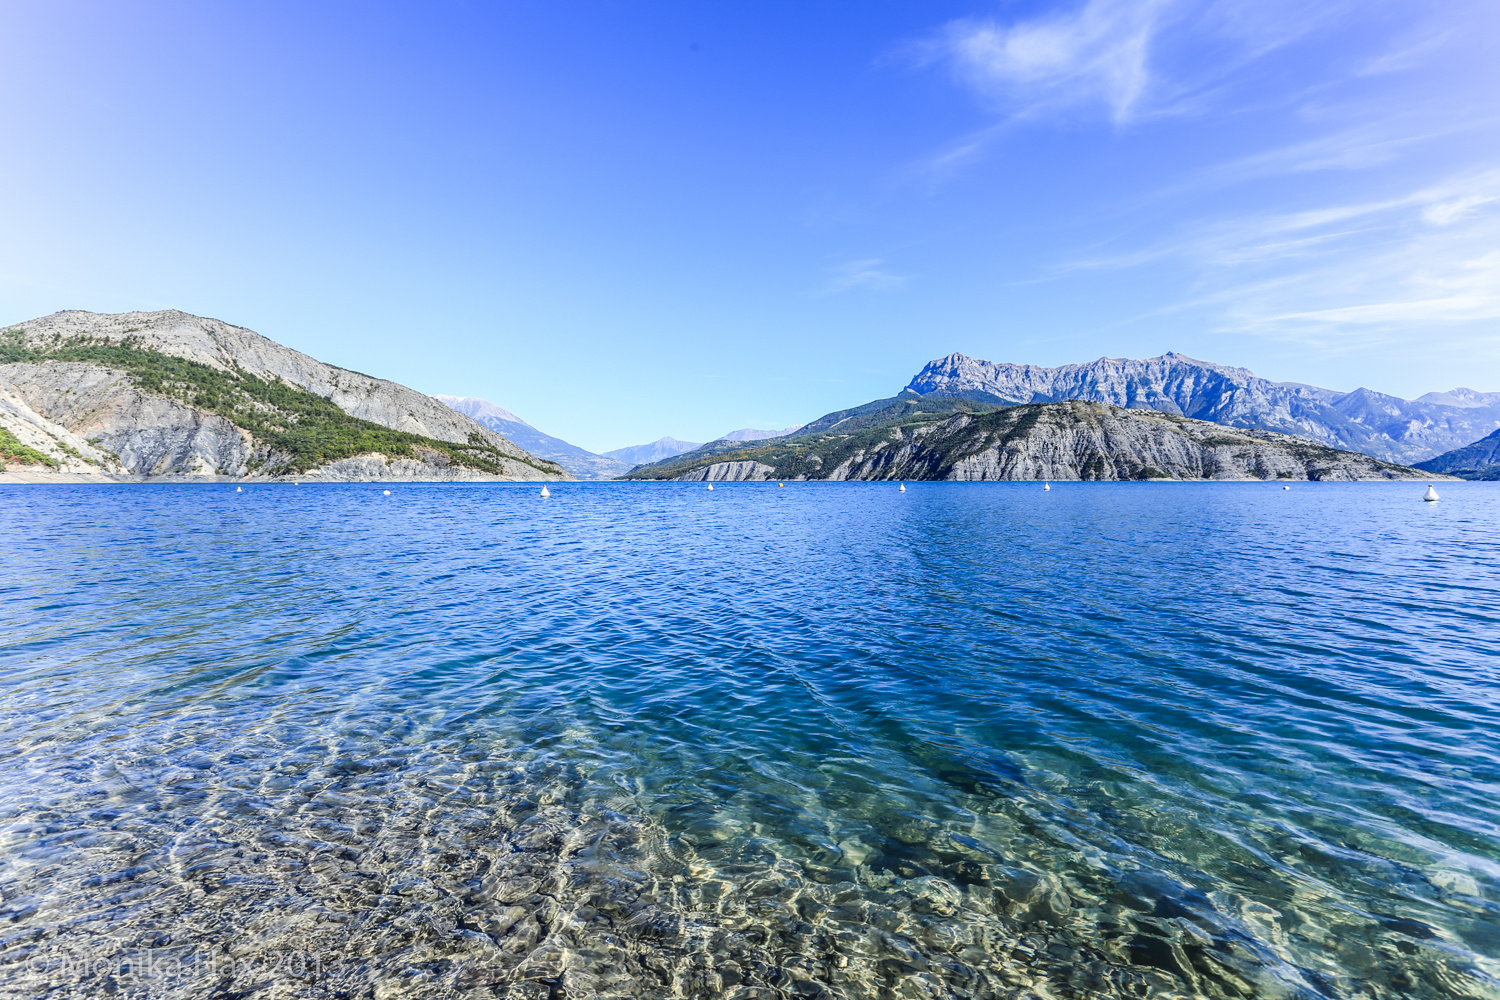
[904,350,1500,464]
[435,395,530,428]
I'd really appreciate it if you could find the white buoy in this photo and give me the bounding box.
[1044,482,1051,491]
[236,486,242,492]
[540,485,550,498]
[707,483,714,491]
[899,482,906,492]
[294,481,299,486]
[383,490,391,496]
[1424,485,1440,502]
[1284,485,1290,490]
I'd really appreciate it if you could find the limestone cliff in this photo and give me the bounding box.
[626,400,1444,482]
[0,311,566,482]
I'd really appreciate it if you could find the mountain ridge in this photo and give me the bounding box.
[432,395,803,478]
[1414,427,1500,480]
[624,395,1443,483]
[436,395,630,480]
[718,425,803,442]
[602,437,704,466]
[905,351,1500,464]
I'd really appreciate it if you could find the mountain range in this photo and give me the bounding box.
[2,310,1493,485]
[0,311,564,482]
[595,428,801,466]
[0,309,815,483]
[621,350,1499,482]
[434,396,802,480]
[437,395,636,480]
[906,352,1500,466]
[623,393,1437,483]
[1415,427,1500,480]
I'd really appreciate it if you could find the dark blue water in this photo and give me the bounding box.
[1,481,1497,999]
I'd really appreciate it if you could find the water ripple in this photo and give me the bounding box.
[0,481,1497,999]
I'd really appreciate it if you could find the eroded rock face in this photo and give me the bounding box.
[0,371,125,477]
[653,402,1444,483]
[0,362,253,476]
[302,454,555,482]
[905,404,1435,481]
[1,311,567,481]
[672,461,777,482]
[908,352,1500,465]
[12,311,522,451]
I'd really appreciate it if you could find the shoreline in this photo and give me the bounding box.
[0,470,568,485]
[1,470,1464,485]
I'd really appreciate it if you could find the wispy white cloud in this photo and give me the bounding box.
[1070,168,1500,253]
[1123,170,1500,341]
[919,0,1172,124]
[912,0,1363,127]
[1192,125,1417,186]
[1422,194,1497,226]
[822,258,910,293]
[900,0,1500,364]
[1239,248,1500,331]
[903,0,1487,190]
[1354,27,1452,77]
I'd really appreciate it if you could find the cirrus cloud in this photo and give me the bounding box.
[928,0,1171,123]
[821,258,910,294]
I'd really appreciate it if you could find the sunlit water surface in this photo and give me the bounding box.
[1,481,1497,1000]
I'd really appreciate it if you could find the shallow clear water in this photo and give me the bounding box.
[1,481,1497,1000]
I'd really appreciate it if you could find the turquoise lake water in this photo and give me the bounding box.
[0,481,1496,999]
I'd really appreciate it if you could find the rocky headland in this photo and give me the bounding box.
[0,311,566,482]
[626,397,1445,482]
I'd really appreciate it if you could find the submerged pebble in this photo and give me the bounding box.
[2,483,1497,998]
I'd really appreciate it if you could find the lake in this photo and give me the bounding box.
[1,481,1496,999]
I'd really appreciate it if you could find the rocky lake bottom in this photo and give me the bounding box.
[1,481,1496,999]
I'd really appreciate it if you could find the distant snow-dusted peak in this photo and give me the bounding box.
[1415,387,1500,409]
[717,426,804,443]
[601,437,704,466]
[434,394,531,428]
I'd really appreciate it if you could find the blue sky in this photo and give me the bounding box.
[2,1,1497,451]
